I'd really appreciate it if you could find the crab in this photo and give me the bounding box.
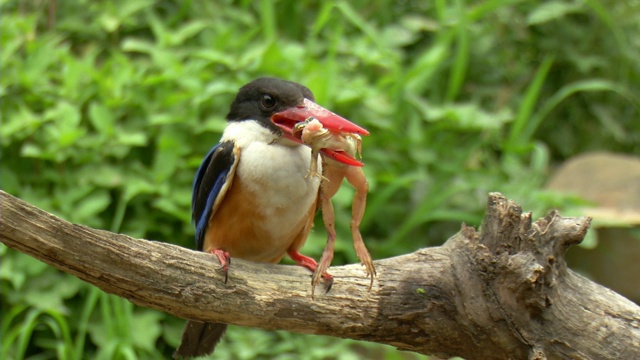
[293,118,376,295]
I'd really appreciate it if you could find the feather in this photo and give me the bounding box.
[191,141,238,251]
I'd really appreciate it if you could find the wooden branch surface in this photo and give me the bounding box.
[1,190,639,359]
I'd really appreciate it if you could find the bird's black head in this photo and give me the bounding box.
[225,77,368,146]
[226,77,315,133]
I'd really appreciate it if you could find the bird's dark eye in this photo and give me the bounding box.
[260,93,277,110]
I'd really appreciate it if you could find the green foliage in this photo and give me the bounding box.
[1,0,638,358]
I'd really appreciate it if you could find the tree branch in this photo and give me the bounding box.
[1,190,639,359]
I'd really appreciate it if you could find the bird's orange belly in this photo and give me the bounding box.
[203,176,315,264]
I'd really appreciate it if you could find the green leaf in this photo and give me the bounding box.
[89,102,115,136]
[116,131,148,146]
[523,79,634,145]
[73,190,111,223]
[43,102,87,148]
[527,1,585,25]
[130,311,163,351]
[0,105,42,140]
[413,101,513,131]
[404,40,451,94]
[123,176,157,203]
[121,38,155,54]
[171,21,210,45]
[98,14,120,33]
[504,56,554,153]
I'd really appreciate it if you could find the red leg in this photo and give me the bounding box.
[209,249,231,283]
[287,249,333,293]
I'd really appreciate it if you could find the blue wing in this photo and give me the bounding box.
[192,141,237,251]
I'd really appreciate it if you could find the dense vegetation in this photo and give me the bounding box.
[2,0,638,359]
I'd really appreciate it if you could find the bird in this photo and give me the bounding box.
[174,77,368,359]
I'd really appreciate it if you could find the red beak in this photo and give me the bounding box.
[271,98,368,166]
[272,98,369,137]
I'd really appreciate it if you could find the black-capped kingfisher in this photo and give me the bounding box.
[174,78,368,359]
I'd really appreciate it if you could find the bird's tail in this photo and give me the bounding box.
[174,321,227,359]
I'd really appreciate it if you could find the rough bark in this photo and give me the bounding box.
[1,190,638,359]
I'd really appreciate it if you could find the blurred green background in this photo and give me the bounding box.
[1,0,639,359]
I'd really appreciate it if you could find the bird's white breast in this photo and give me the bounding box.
[221,121,321,240]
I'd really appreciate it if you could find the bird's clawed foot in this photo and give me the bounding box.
[311,269,334,297]
[209,248,231,283]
